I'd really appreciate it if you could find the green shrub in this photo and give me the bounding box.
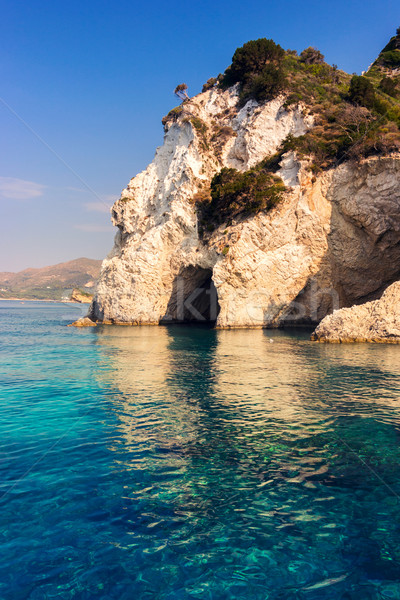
[161,105,184,127]
[197,165,286,229]
[239,64,286,105]
[378,50,400,68]
[379,76,398,97]
[189,116,207,134]
[220,38,285,105]
[221,38,285,87]
[299,47,325,65]
[201,34,400,177]
[381,30,400,53]
[185,117,209,151]
[202,77,217,92]
[348,75,376,108]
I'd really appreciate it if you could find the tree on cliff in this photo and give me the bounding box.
[220,38,286,105]
[174,83,190,102]
[348,75,376,109]
[221,38,285,88]
[299,47,325,65]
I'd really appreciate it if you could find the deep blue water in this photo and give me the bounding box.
[2,301,400,599]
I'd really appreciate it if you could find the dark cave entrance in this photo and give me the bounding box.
[161,266,220,324]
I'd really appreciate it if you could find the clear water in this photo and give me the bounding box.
[2,301,400,599]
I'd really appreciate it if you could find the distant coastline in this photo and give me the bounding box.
[0,297,90,303]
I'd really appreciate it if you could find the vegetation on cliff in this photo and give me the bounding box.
[220,38,286,105]
[373,26,400,69]
[218,29,400,172]
[196,161,286,236]
[163,29,400,230]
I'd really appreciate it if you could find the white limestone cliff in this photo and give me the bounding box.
[88,85,400,330]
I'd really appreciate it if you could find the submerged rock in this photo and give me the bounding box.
[68,317,97,328]
[311,282,400,343]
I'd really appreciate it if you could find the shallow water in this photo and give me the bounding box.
[1,301,400,599]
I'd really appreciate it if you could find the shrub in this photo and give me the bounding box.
[184,117,209,151]
[379,76,398,98]
[189,116,207,134]
[220,38,286,104]
[239,64,286,105]
[300,47,325,65]
[378,50,400,68]
[202,77,217,92]
[197,165,286,229]
[348,75,376,108]
[221,38,285,88]
[161,105,184,127]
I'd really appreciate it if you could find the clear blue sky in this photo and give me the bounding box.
[0,0,398,271]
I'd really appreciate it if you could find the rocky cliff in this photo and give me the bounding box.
[88,36,400,331]
[311,281,400,343]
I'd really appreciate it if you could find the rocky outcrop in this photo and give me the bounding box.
[311,282,400,343]
[88,83,400,329]
[68,317,97,328]
[69,288,93,303]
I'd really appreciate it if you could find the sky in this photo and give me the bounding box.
[0,0,399,271]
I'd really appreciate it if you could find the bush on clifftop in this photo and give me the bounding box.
[220,38,286,105]
[299,47,325,65]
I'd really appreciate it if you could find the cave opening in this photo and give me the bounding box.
[161,266,220,324]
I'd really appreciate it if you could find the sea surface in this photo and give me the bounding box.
[2,301,400,599]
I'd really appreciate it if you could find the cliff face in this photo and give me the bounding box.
[89,85,400,328]
[311,281,400,343]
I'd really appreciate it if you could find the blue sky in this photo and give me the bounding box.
[0,0,399,271]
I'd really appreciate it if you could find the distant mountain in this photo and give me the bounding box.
[0,258,102,300]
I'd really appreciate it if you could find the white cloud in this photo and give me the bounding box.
[0,176,46,200]
[84,201,112,214]
[74,224,114,233]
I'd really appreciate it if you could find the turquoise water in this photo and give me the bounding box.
[2,302,400,599]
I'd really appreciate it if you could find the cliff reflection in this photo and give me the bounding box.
[93,325,202,451]
[92,325,400,530]
[88,325,400,580]
[92,326,336,483]
[93,325,400,458]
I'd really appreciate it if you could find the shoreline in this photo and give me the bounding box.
[0,297,90,303]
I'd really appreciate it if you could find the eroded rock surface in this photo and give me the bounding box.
[311,282,400,343]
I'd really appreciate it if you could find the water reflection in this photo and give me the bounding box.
[92,325,400,597]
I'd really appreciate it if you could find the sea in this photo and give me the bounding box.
[1,300,400,599]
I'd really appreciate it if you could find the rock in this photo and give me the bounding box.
[68,317,97,327]
[87,82,400,329]
[70,288,93,303]
[311,282,400,343]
